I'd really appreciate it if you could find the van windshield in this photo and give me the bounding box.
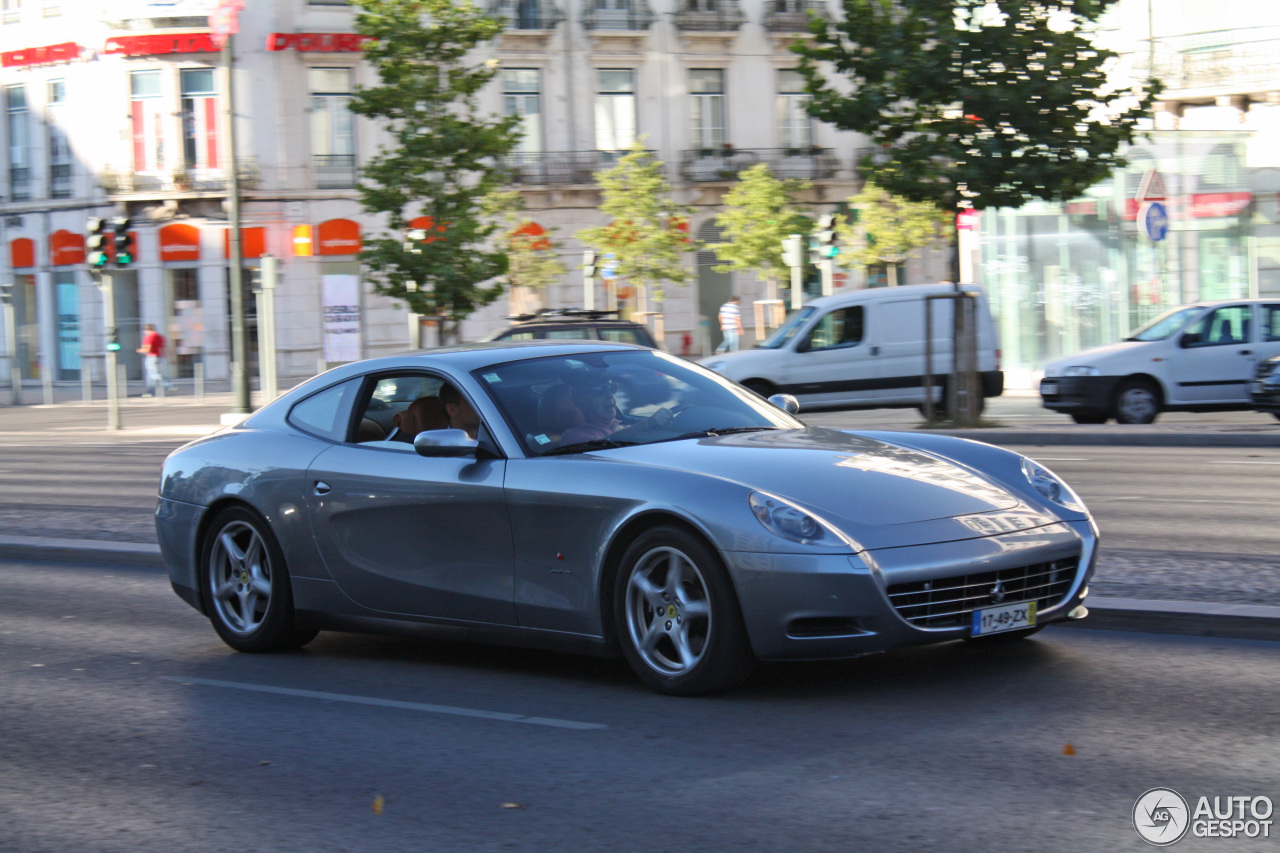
[757,306,816,349]
[1125,306,1203,341]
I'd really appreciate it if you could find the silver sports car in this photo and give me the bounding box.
[157,342,1096,695]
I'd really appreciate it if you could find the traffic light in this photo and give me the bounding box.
[111,217,134,267]
[781,235,803,268]
[87,217,110,269]
[583,249,597,278]
[106,327,121,352]
[814,214,839,260]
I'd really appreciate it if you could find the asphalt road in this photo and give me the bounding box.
[3,556,1278,853]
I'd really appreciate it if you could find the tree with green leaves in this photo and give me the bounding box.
[351,0,522,342]
[482,189,568,315]
[839,182,950,286]
[577,140,695,312]
[794,0,1160,226]
[709,163,813,308]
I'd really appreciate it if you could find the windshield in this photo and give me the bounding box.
[476,349,805,456]
[757,306,816,349]
[1125,306,1203,341]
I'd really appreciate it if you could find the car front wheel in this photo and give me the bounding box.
[201,506,317,653]
[1113,379,1161,424]
[614,526,754,696]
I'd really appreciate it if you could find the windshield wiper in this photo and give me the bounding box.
[660,426,777,443]
[543,438,641,456]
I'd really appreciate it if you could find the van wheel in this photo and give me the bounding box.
[741,379,774,398]
[1070,413,1108,424]
[1113,379,1161,424]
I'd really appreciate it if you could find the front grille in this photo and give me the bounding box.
[887,558,1079,629]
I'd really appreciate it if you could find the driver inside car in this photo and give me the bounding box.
[556,375,672,447]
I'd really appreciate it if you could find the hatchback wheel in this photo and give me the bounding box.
[614,526,754,696]
[201,506,317,653]
[1113,380,1160,424]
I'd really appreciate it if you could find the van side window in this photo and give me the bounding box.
[1264,305,1280,342]
[806,307,864,350]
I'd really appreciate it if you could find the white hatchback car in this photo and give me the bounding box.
[1041,299,1280,423]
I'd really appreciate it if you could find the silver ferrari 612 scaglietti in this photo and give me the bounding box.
[157,342,1096,695]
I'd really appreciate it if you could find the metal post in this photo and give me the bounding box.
[790,264,804,310]
[923,297,935,422]
[81,362,92,403]
[195,360,205,403]
[224,33,250,414]
[42,369,53,405]
[101,271,120,430]
[3,301,20,405]
[258,254,279,402]
[819,260,834,296]
[583,251,596,311]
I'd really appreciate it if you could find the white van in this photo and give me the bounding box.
[701,284,1003,411]
[1041,299,1280,424]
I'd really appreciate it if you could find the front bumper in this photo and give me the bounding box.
[725,519,1096,661]
[1040,375,1120,414]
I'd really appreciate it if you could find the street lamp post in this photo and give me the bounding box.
[224,33,250,415]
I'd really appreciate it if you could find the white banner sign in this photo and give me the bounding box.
[321,274,361,363]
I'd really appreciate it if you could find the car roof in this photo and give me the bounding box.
[799,283,987,310]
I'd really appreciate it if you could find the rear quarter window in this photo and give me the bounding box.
[287,378,359,441]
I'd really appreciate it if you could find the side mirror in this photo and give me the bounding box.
[1180,332,1202,348]
[795,335,812,354]
[413,428,478,458]
[768,393,800,414]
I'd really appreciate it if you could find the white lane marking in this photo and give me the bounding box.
[1090,496,1261,505]
[1218,460,1280,465]
[160,676,607,730]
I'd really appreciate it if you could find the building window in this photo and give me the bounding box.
[130,70,165,173]
[595,69,636,152]
[689,69,725,150]
[180,68,218,171]
[504,68,542,154]
[6,85,29,201]
[309,67,355,188]
[777,69,812,149]
[47,79,71,198]
[2,0,19,24]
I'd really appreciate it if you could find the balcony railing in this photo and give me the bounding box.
[581,1,655,31]
[679,147,760,182]
[680,147,839,182]
[1151,35,1280,94]
[487,0,563,30]
[762,0,829,33]
[501,150,653,185]
[315,154,358,189]
[759,147,840,180]
[50,163,72,199]
[9,167,31,202]
[673,2,745,32]
[99,159,261,194]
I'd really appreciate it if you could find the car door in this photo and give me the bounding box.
[304,375,516,625]
[786,304,880,406]
[1259,303,1280,362]
[1167,304,1257,404]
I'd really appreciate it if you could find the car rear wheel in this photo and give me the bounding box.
[1070,413,1109,424]
[201,506,317,653]
[614,526,754,696]
[1113,379,1161,424]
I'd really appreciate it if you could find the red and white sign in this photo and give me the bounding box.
[224,227,266,259]
[159,223,201,262]
[1123,192,1252,221]
[209,0,246,50]
[316,219,362,256]
[1136,169,1168,202]
[956,209,981,231]
[50,231,86,266]
[2,42,81,69]
[9,238,36,269]
[103,34,219,56]
[266,33,372,52]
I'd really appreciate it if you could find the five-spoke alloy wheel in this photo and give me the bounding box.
[201,506,316,653]
[614,526,753,696]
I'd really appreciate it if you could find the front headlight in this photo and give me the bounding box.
[1062,366,1100,377]
[749,491,856,548]
[1022,458,1087,513]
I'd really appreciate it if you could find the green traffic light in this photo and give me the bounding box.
[90,252,108,268]
[116,253,133,266]
[106,341,121,351]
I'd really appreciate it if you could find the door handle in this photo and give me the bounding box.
[1240,349,1252,355]
[870,346,880,356]
[313,481,331,496]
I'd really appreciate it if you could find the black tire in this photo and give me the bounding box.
[1112,379,1161,424]
[964,624,1045,645]
[613,526,755,696]
[741,379,774,398]
[1070,413,1109,424]
[200,505,317,653]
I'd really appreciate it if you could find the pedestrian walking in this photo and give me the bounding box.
[715,295,743,353]
[137,323,172,397]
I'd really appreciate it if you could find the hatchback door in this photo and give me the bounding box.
[786,304,880,406]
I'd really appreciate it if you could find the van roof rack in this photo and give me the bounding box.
[506,308,622,322]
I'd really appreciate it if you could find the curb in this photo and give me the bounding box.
[922,429,1280,448]
[3,535,1277,643]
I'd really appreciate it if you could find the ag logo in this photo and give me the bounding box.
[1134,788,1190,846]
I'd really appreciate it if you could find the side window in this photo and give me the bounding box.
[806,307,864,351]
[599,328,653,346]
[545,328,593,340]
[287,378,359,441]
[504,330,536,341]
[1263,305,1280,342]
[1184,305,1250,347]
[355,373,448,444]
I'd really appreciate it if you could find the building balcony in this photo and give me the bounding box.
[679,147,760,182]
[581,1,655,31]
[762,0,830,33]
[501,150,651,185]
[673,1,746,32]
[487,0,563,30]
[99,159,262,197]
[314,154,358,189]
[1151,33,1280,101]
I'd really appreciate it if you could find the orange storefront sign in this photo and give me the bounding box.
[316,218,362,256]
[50,230,86,266]
[292,225,313,256]
[223,226,266,259]
[159,223,201,262]
[10,238,36,268]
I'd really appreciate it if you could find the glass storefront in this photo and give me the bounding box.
[979,130,1276,373]
[55,272,80,380]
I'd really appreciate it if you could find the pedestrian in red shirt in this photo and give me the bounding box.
[137,324,170,397]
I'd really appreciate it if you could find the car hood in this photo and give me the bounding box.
[599,427,1028,536]
[1044,340,1155,373]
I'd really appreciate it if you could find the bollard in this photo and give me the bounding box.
[157,373,165,403]
[117,363,127,404]
[82,366,92,404]
[194,362,204,403]
[9,368,19,405]
[42,371,53,406]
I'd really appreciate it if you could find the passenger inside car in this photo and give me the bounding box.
[387,395,450,442]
